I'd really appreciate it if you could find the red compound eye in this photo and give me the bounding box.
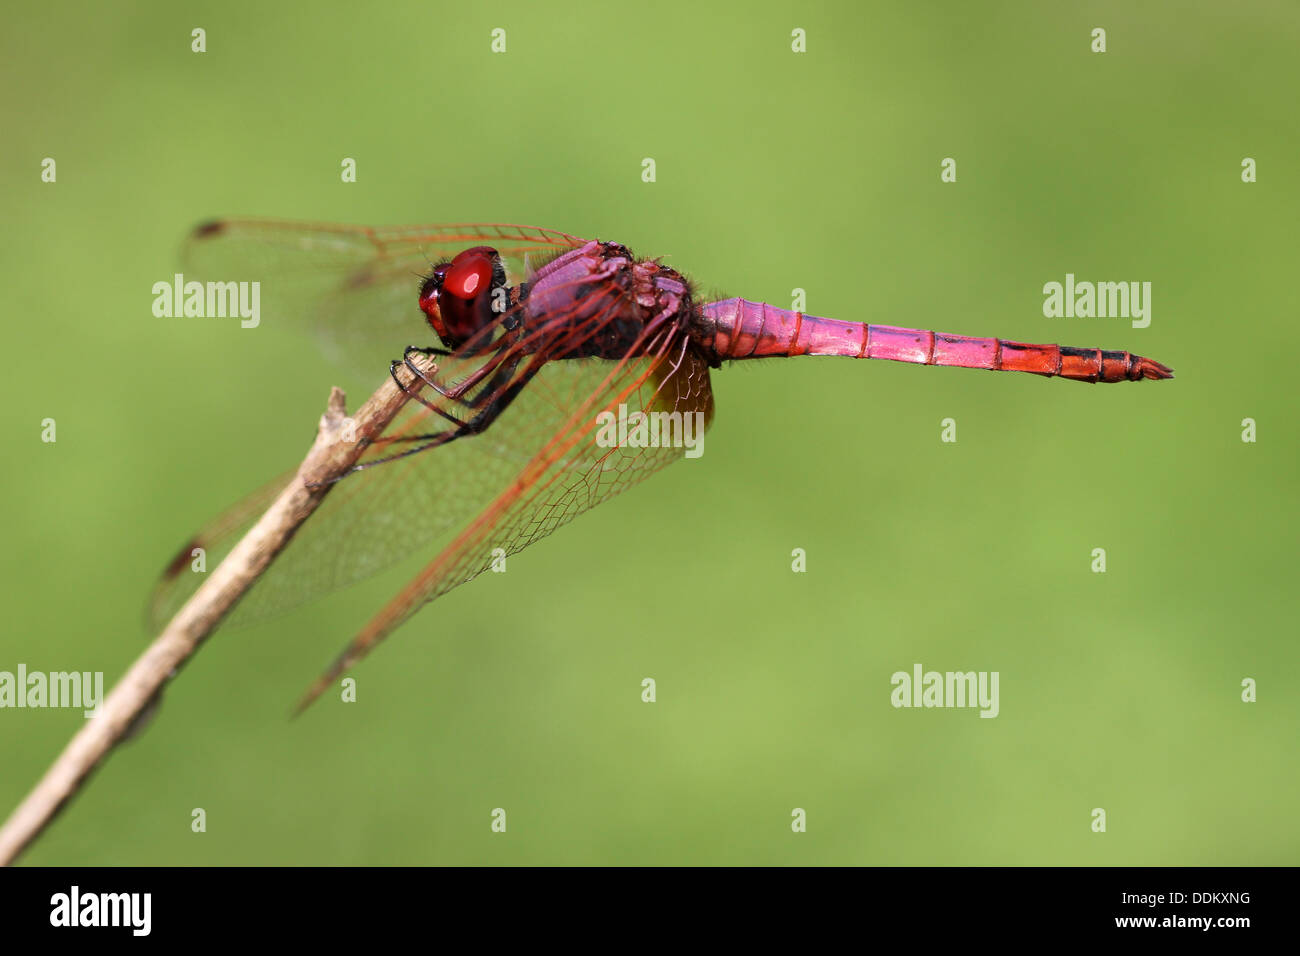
[418,247,503,349]
[442,248,495,300]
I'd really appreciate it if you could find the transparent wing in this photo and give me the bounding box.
[294,323,715,710]
[182,219,585,377]
[150,327,714,651]
[148,468,294,630]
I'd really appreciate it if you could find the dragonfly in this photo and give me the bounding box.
[150,220,1174,712]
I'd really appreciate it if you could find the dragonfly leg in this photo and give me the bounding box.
[404,341,519,403]
[312,358,544,485]
[389,353,467,427]
[389,337,519,419]
[400,345,451,386]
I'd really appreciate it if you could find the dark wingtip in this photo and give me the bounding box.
[191,219,227,240]
[162,537,201,579]
[289,674,332,720]
[291,642,365,719]
[288,691,314,721]
[344,266,377,290]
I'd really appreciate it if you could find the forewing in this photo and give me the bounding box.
[148,469,294,631]
[182,219,584,377]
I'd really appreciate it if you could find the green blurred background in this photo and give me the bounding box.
[2,0,1296,865]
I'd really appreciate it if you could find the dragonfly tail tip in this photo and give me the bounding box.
[1135,356,1174,381]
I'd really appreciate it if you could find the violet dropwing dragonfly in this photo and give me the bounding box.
[150,220,1173,712]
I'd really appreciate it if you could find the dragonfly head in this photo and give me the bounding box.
[419,246,509,350]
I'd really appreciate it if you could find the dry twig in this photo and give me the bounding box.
[0,362,430,865]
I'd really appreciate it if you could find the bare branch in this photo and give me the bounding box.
[0,359,431,866]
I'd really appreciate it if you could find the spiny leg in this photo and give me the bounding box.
[389,335,526,422]
[378,351,528,447]
[312,357,545,485]
[388,346,467,426]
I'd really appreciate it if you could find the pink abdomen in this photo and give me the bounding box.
[695,298,1172,383]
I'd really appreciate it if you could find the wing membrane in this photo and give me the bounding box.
[182,219,584,377]
[148,347,637,632]
[151,334,714,645]
[296,324,715,710]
